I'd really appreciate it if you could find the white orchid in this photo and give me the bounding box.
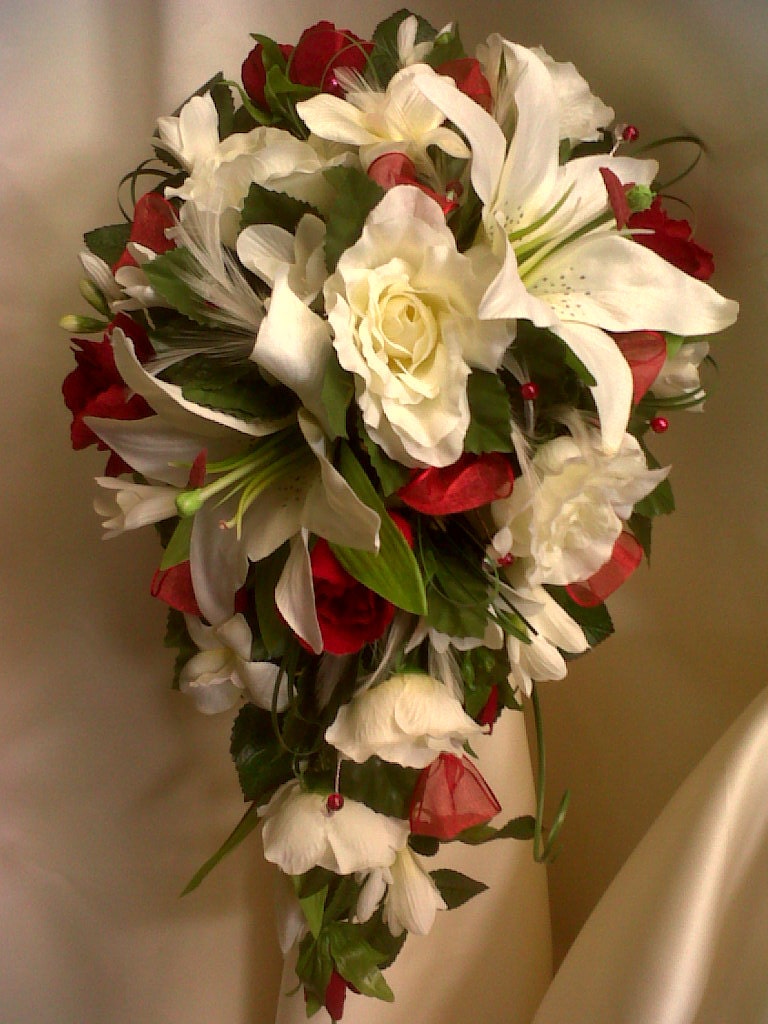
[259,780,409,876]
[180,613,286,714]
[296,63,469,172]
[417,43,738,452]
[325,672,485,769]
[357,846,446,937]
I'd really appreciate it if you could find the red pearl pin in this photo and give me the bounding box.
[326,792,344,813]
[622,124,640,143]
[521,381,540,401]
[650,416,669,433]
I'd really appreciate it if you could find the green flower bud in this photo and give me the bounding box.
[59,314,109,334]
[627,184,654,214]
[78,277,111,316]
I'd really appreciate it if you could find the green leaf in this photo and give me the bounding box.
[210,81,235,139]
[181,803,260,894]
[628,512,653,563]
[356,909,408,969]
[546,586,615,649]
[142,248,211,324]
[263,64,318,133]
[297,931,334,1005]
[340,757,420,818]
[300,885,328,940]
[296,866,337,900]
[229,703,294,803]
[240,182,318,233]
[430,868,488,909]
[456,814,536,845]
[330,444,427,616]
[421,540,489,640]
[424,23,466,66]
[160,515,192,570]
[360,428,412,496]
[84,223,131,266]
[370,10,436,85]
[163,607,197,690]
[253,544,291,656]
[161,355,297,422]
[463,371,515,454]
[323,167,385,271]
[326,923,394,1002]
[408,834,440,857]
[321,350,354,440]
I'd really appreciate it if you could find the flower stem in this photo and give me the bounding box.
[531,683,570,863]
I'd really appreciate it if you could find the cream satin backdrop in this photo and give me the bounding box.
[1,2,766,1023]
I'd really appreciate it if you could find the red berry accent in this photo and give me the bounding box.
[520,381,540,401]
[326,792,344,812]
[622,124,640,143]
[650,416,669,433]
[496,553,515,568]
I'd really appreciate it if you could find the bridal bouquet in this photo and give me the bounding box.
[61,10,737,1019]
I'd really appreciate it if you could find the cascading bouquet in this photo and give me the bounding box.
[61,9,737,1019]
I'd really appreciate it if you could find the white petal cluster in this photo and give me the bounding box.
[357,847,447,937]
[530,46,614,143]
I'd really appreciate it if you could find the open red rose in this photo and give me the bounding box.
[397,452,514,515]
[308,513,413,655]
[409,752,501,839]
[436,58,493,112]
[242,41,295,109]
[367,153,459,215]
[290,21,373,95]
[62,314,154,475]
[112,192,177,272]
[629,198,715,281]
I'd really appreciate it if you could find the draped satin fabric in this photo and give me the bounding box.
[2,2,766,1023]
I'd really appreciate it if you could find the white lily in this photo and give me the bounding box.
[180,613,286,714]
[417,43,738,451]
[357,846,446,937]
[296,63,470,172]
[325,671,485,769]
[259,780,409,876]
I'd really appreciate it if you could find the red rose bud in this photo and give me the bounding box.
[150,561,202,616]
[566,531,643,608]
[600,166,632,230]
[367,153,458,215]
[436,58,494,112]
[612,330,667,404]
[410,753,502,839]
[629,198,715,281]
[324,969,348,1021]
[477,685,499,732]
[112,193,177,272]
[289,21,373,94]
[242,41,294,108]
[397,452,514,515]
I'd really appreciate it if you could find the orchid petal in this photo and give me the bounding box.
[236,224,295,287]
[296,94,377,146]
[275,531,322,655]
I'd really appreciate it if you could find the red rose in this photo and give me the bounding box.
[367,153,459,215]
[242,41,294,108]
[62,314,154,475]
[308,513,413,655]
[397,452,514,515]
[289,21,373,95]
[436,58,493,112]
[629,198,715,281]
[409,752,501,839]
[112,192,177,273]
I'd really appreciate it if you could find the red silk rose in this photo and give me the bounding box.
[112,192,177,272]
[409,752,501,839]
[566,531,643,607]
[436,58,493,112]
[629,198,715,281]
[612,330,667,404]
[367,153,459,215]
[397,452,514,515]
[309,513,413,655]
[62,314,154,475]
[290,21,373,95]
[242,41,295,108]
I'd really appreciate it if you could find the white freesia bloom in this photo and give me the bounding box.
[325,186,512,467]
[259,780,409,876]
[417,43,738,452]
[326,672,485,769]
[180,613,286,714]
[652,340,709,408]
[296,63,469,172]
[492,426,667,586]
[530,46,614,143]
[357,847,446,937]
[94,477,180,539]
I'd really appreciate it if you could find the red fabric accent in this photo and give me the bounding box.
[409,753,501,839]
[476,685,499,732]
[397,452,514,515]
[290,21,373,94]
[629,198,715,281]
[612,330,667,404]
[242,42,294,107]
[436,58,493,112]
[324,970,348,1021]
[600,167,632,230]
[112,193,177,272]
[150,562,201,616]
[367,153,458,215]
[566,531,643,607]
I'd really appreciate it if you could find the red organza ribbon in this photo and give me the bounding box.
[409,753,501,839]
[613,330,668,404]
[397,452,514,515]
[566,531,643,608]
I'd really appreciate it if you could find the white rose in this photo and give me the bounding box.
[324,186,511,467]
[493,428,668,586]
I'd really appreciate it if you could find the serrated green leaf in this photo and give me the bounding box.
[430,868,488,909]
[340,757,420,818]
[181,803,260,895]
[300,885,328,940]
[330,444,427,615]
[424,24,466,66]
[326,923,394,1002]
[463,371,515,454]
[323,167,385,271]
[210,81,235,138]
[84,223,131,266]
[161,354,297,422]
[408,834,440,857]
[240,182,318,233]
[360,428,412,496]
[356,909,408,969]
[229,704,294,803]
[159,515,192,570]
[297,931,333,1005]
[369,10,436,85]
[628,512,653,563]
[142,248,210,324]
[321,350,354,440]
[422,541,489,640]
[456,814,536,845]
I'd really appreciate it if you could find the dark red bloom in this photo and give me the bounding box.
[62,314,154,475]
[566,531,643,608]
[367,153,459,215]
[150,562,202,616]
[242,41,294,108]
[436,58,493,112]
[612,330,667,404]
[309,513,413,655]
[397,452,514,515]
[324,970,348,1021]
[629,198,715,281]
[112,192,177,272]
[409,753,501,839]
[476,684,499,731]
[289,21,373,95]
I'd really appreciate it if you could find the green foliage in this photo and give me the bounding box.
[464,371,515,454]
[340,757,420,818]
[628,512,653,563]
[163,607,197,689]
[299,885,328,940]
[424,23,466,67]
[229,704,294,803]
[456,814,536,845]
[84,223,131,265]
[160,354,297,421]
[326,923,394,1001]
[546,586,615,649]
[181,803,261,895]
[159,515,193,570]
[210,81,235,139]
[430,868,488,909]
[420,529,488,640]
[634,445,675,517]
[323,167,385,271]
[240,182,318,233]
[360,428,412,496]
[321,350,355,440]
[356,909,408,969]
[263,64,318,134]
[369,10,437,85]
[252,544,291,656]
[142,248,211,324]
